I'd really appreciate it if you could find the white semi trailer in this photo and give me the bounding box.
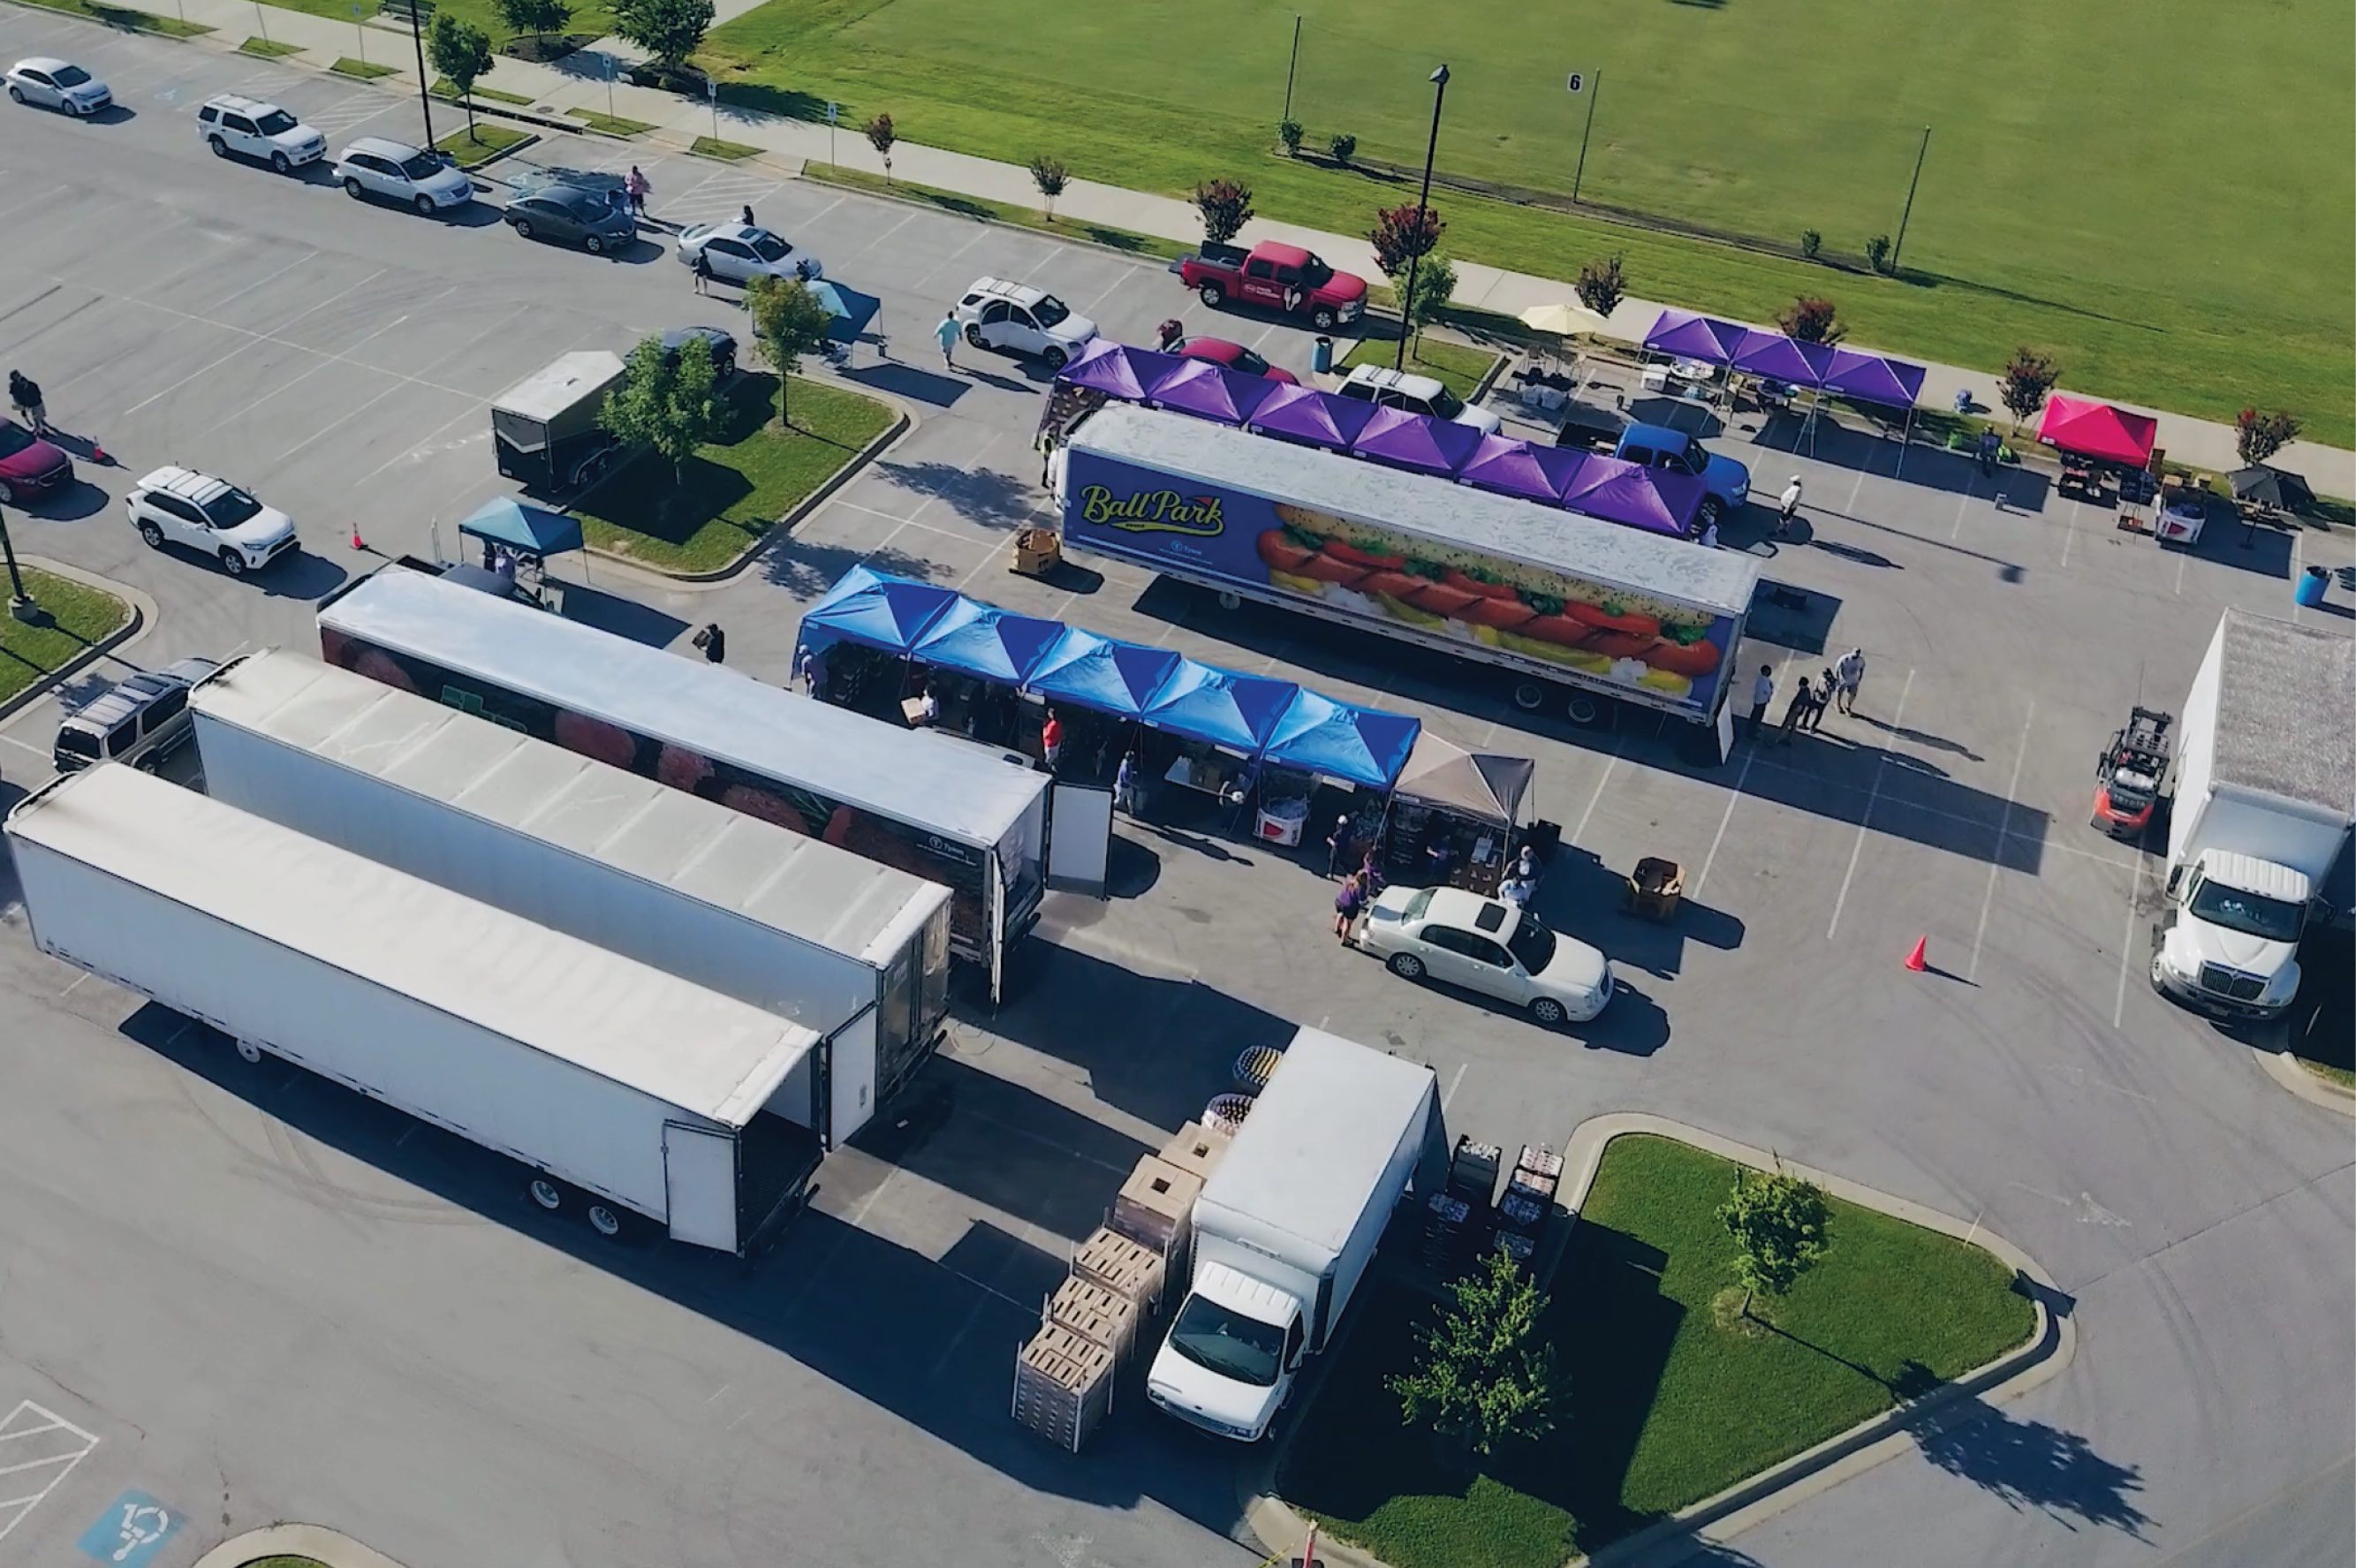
[190,648,954,1138]
[6,764,826,1254]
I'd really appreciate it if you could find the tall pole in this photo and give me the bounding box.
[407,3,436,151]
[1395,64,1449,372]
[1282,15,1301,124]
[1890,124,1930,275]
[1571,70,1602,205]
[0,504,33,617]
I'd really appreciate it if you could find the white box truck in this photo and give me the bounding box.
[6,764,825,1254]
[190,649,953,1140]
[1146,1029,1443,1441]
[2151,609,2356,1020]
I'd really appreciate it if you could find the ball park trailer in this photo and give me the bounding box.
[190,648,955,1140]
[316,565,1084,1003]
[490,350,627,492]
[5,764,826,1254]
[1057,405,1761,757]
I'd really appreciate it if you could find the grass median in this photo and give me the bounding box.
[802,163,1192,264]
[574,371,896,574]
[434,124,529,169]
[1338,335,1503,403]
[329,57,395,79]
[1281,1132,2037,1568]
[14,0,209,35]
[238,34,301,57]
[0,570,133,708]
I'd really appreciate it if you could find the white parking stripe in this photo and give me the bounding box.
[1825,666,1916,941]
[0,1401,100,1547]
[1969,702,2036,981]
[120,268,387,415]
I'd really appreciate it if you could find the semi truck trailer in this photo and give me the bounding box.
[6,764,826,1254]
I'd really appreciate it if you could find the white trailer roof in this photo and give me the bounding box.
[490,351,625,422]
[1199,1028,1436,1259]
[2211,609,2356,816]
[1071,403,1761,618]
[195,650,951,966]
[8,765,819,1128]
[319,568,1049,852]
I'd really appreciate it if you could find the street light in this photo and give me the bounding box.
[1395,63,1450,373]
[0,503,37,623]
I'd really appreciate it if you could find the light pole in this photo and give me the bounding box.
[0,504,36,622]
[1394,63,1449,373]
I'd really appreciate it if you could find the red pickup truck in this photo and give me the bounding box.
[1176,240,1367,331]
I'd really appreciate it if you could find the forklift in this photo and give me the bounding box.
[2093,706,2172,839]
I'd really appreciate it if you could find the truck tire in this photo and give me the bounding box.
[586,1202,625,1238]
[1311,305,1337,330]
[2148,955,2170,996]
[1197,281,1225,308]
[234,1039,263,1064]
[1511,680,1548,711]
[1216,590,1241,610]
[1564,692,1613,728]
[529,1177,564,1211]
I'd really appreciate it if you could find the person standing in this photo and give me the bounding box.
[1333,873,1366,942]
[1115,751,1139,815]
[692,247,715,296]
[935,309,960,370]
[1805,668,1836,731]
[1040,709,1064,773]
[1977,429,2001,478]
[1155,318,1184,352]
[692,623,726,663]
[1776,475,1805,537]
[1325,812,1352,877]
[1747,664,1775,743]
[1832,647,1866,715]
[625,165,650,218]
[1777,676,1815,744]
[739,203,755,228]
[8,371,46,435]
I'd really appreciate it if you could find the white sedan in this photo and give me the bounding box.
[6,57,111,115]
[1358,884,1614,1025]
[674,223,822,284]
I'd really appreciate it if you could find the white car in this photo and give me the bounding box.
[333,136,473,213]
[5,57,111,116]
[1336,365,1503,436]
[675,223,822,284]
[198,94,326,173]
[126,466,299,578]
[1358,884,1613,1025]
[952,277,1099,370]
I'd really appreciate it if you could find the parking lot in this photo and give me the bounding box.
[1,13,2351,1568]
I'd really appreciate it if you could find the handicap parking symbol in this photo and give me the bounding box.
[75,1491,183,1567]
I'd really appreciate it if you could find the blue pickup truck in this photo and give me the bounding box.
[1613,422,1751,524]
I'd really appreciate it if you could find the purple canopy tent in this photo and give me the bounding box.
[1731,330,1836,452]
[1456,436,1587,504]
[1559,455,1708,538]
[1148,358,1276,425]
[1246,383,1379,451]
[1350,407,1485,478]
[1824,347,1929,472]
[1057,343,1182,402]
[1642,309,1747,366]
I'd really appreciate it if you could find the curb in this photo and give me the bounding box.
[0,559,155,725]
[797,169,1194,271]
[2257,1049,2356,1117]
[188,1523,410,1568]
[1249,1111,2072,1568]
[0,0,208,38]
[579,376,915,587]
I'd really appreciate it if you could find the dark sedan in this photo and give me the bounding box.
[504,184,636,254]
[0,419,72,504]
[660,326,738,379]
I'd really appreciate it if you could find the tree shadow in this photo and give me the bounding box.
[872,458,1040,531]
[1913,1394,2151,1537]
[714,82,828,123]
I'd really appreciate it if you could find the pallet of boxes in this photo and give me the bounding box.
[1011,1121,1232,1451]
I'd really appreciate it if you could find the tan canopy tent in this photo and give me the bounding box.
[1391,735,1535,829]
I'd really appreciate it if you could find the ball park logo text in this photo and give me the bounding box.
[1077,484,1224,537]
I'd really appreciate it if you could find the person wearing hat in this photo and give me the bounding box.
[1776,475,1804,538]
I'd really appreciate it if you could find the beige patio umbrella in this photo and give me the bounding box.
[1518,302,1587,335]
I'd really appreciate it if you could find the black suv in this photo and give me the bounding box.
[52,657,221,774]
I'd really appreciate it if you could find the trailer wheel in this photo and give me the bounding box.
[587,1203,624,1238]
[1216,590,1241,610]
[1564,692,1612,728]
[1511,680,1547,711]
[529,1178,564,1211]
[234,1039,263,1064]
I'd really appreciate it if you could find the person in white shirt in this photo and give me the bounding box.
[1833,647,1866,715]
[1776,476,1805,537]
[1747,665,1775,743]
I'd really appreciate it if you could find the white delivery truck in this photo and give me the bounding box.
[190,649,954,1137]
[1146,1029,1443,1441]
[2150,609,2356,1020]
[6,764,826,1254]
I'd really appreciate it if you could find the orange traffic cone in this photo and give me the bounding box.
[350,525,366,552]
[1904,935,1928,973]
[90,442,106,463]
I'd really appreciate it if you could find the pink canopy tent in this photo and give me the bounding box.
[2038,395,2158,467]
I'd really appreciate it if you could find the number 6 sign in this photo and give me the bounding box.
[1565,71,1585,94]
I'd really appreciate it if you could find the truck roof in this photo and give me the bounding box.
[489,351,626,423]
[1198,1029,1436,1261]
[6,764,820,1128]
[2211,609,2356,816]
[318,567,1050,852]
[1069,404,1759,617]
[1251,241,1313,268]
[193,649,951,969]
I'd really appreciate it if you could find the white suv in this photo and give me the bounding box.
[952,278,1099,370]
[1336,364,1503,435]
[198,94,326,173]
[127,466,299,577]
[333,136,473,213]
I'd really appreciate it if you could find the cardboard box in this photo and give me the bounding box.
[1074,1225,1167,1309]
[1159,1121,1231,1183]
[1111,1155,1201,1257]
[1047,1276,1139,1361]
[1013,1324,1116,1452]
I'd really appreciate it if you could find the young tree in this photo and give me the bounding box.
[863,111,895,183]
[1717,1163,1831,1322]
[2235,408,2301,466]
[1276,118,1304,157]
[1864,233,1893,275]
[493,0,570,48]
[427,14,496,135]
[1574,254,1626,319]
[1029,155,1069,220]
[1799,229,1822,261]
[1776,295,1844,345]
[745,274,833,428]
[610,0,712,70]
[1191,178,1255,246]
[601,333,718,484]
[1389,1247,1564,1460]
[1367,201,1444,281]
[1327,132,1357,166]
[1406,254,1457,345]
[1999,346,2061,432]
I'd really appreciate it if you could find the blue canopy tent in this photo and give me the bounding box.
[458,496,583,557]
[1140,661,1299,754]
[1260,690,1421,790]
[1024,628,1183,717]
[807,279,883,345]
[911,598,1065,685]
[799,564,962,655]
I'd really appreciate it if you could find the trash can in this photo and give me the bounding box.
[2296,564,2330,608]
[1311,336,1332,375]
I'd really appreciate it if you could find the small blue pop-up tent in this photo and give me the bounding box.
[1140,661,1299,754]
[807,279,883,345]
[1026,628,1182,716]
[458,496,583,557]
[1261,690,1422,790]
[800,564,961,654]
[913,599,1065,685]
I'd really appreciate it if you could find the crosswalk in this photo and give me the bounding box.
[655,169,781,231]
[0,1400,101,1548]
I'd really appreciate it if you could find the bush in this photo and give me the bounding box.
[2236,408,2301,466]
[1329,132,1357,166]
[1191,178,1254,246]
[1865,233,1893,275]
[1799,229,1822,261]
[863,111,895,181]
[1574,255,1626,319]
[1028,154,1070,219]
[1368,201,1444,280]
[1776,295,1844,345]
[1277,118,1303,156]
[1999,346,2061,430]
[1407,254,1457,342]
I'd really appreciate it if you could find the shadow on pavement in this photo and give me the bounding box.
[873,457,1041,531]
[841,360,972,407]
[1913,1393,2150,1538]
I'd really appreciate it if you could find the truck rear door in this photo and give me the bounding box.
[663,1122,739,1252]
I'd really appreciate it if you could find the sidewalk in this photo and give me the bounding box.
[150,0,2356,498]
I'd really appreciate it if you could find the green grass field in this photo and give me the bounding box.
[702,0,2354,444]
[0,571,133,707]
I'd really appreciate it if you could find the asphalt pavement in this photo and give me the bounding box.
[0,16,2350,1568]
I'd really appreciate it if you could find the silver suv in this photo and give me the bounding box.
[198,93,326,173]
[52,658,221,774]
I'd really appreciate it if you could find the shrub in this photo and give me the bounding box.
[1865,233,1893,275]
[2235,408,2301,466]
[1999,346,2061,430]
[1799,229,1822,261]
[863,112,895,182]
[1407,254,1457,343]
[1574,255,1626,319]
[1028,155,1070,220]
[1191,178,1255,246]
[1776,295,1844,345]
[1328,132,1357,166]
[1367,201,1443,280]
[1277,118,1304,156]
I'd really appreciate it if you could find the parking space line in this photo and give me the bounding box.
[2060,497,2080,566]
[1569,737,1621,844]
[98,276,481,405]
[195,292,436,438]
[906,228,989,295]
[189,248,322,315]
[2113,858,2142,1028]
[0,1400,100,1546]
[839,211,916,266]
[120,266,390,415]
[1825,666,1915,940]
[276,379,413,464]
[1968,702,2035,981]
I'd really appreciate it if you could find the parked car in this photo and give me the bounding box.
[198,94,325,173]
[1357,885,1614,1025]
[0,419,72,504]
[52,658,220,775]
[1335,365,1503,436]
[952,278,1099,370]
[1613,421,1750,523]
[5,57,110,115]
[659,326,738,379]
[1176,337,1298,384]
[505,184,636,254]
[1176,240,1366,331]
[674,222,822,284]
[332,136,473,212]
[126,466,299,577]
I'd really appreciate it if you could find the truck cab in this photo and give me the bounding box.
[2153,850,2313,1019]
[1614,422,1750,520]
[1147,1260,1305,1442]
